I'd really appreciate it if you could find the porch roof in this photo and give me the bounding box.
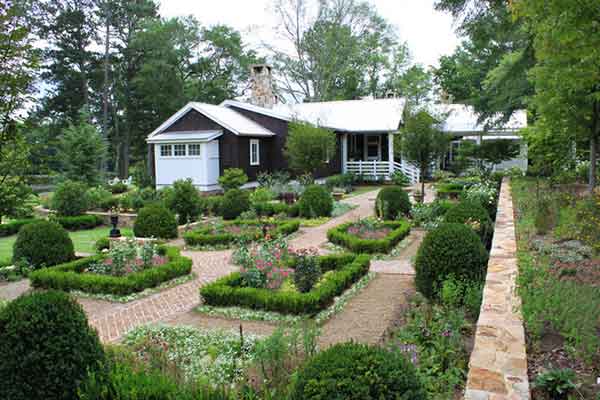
[147,130,223,143]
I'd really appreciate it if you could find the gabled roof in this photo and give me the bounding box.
[222,98,406,133]
[436,104,527,133]
[147,102,275,140]
[147,130,223,143]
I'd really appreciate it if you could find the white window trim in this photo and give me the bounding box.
[187,143,202,157]
[250,139,260,166]
[173,143,187,157]
[160,144,173,157]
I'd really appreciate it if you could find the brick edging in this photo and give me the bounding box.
[464,178,530,399]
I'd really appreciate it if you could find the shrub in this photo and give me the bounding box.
[198,195,223,216]
[327,220,411,254]
[391,170,411,187]
[0,219,36,237]
[325,173,355,191]
[375,186,411,220]
[95,237,110,253]
[533,368,577,400]
[29,247,192,296]
[165,179,201,224]
[415,223,488,300]
[298,185,333,218]
[444,200,493,244]
[218,168,248,191]
[0,291,105,400]
[291,342,426,400]
[134,205,178,239]
[55,215,103,231]
[292,249,321,293]
[12,220,75,269]
[220,189,250,220]
[184,220,300,247]
[436,182,464,200]
[411,200,453,229]
[575,194,600,251]
[99,196,119,211]
[107,181,128,194]
[52,180,90,216]
[86,187,113,210]
[249,187,275,205]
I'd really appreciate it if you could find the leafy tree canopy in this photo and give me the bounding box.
[285,121,336,176]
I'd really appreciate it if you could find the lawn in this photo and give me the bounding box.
[0,226,133,261]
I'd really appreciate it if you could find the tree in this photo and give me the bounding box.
[285,121,336,177]
[514,0,600,191]
[0,127,32,223]
[386,64,433,106]
[59,111,107,186]
[400,109,449,195]
[455,138,520,172]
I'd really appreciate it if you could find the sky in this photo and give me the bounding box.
[158,0,461,68]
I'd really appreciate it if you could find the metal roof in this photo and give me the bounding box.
[437,104,527,133]
[146,130,223,143]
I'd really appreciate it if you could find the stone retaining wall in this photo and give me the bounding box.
[35,206,138,227]
[465,178,530,400]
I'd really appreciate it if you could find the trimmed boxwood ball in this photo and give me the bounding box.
[298,184,333,218]
[415,223,488,300]
[134,204,178,239]
[375,186,411,220]
[444,200,493,244]
[291,342,426,400]
[220,188,250,220]
[0,291,105,400]
[12,220,75,269]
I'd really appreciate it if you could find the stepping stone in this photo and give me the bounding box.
[370,259,415,275]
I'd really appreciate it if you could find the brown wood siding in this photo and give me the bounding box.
[162,109,221,132]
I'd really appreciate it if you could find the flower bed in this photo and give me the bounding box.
[200,253,370,315]
[183,219,300,247]
[29,244,192,296]
[326,219,411,253]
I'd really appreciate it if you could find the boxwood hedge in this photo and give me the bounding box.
[55,215,104,230]
[29,246,192,296]
[183,219,300,247]
[327,220,411,254]
[200,253,369,315]
[0,219,36,237]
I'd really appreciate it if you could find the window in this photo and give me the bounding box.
[188,144,201,156]
[250,139,260,166]
[160,144,172,157]
[174,144,186,157]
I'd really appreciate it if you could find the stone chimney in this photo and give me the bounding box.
[249,64,277,108]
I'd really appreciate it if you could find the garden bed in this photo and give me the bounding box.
[29,245,192,296]
[327,219,411,253]
[183,219,300,247]
[200,253,370,315]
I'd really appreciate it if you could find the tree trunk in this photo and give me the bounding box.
[102,6,110,140]
[420,165,426,200]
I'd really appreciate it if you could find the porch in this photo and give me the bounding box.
[340,132,421,184]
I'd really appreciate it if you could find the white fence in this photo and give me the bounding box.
[345,160,421,184]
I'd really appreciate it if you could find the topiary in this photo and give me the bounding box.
[298,185,333,218]
[0,290,105,400]
[218,168,248,191]
[291,342,426,400]
[220,189,250,220]
[12,220,75,269]
[133,204,178,239]
[444,200,493,244]
[375,186,411,220]
[166,179,201,224]
[52,180,90,216]
[415,223,488,300]
[95,237,110,253]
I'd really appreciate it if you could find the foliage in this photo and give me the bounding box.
[0,290,105,400]
[574,193,600,252]
[460,181,499,217]
[95,237,110,253]
[375,186,411,220]
[220,189,250,220]
[533,368,577,400]
[328,220,411,254]
[54,214,103,231]
[394,295,470,398]
[165,179,201,224]
[218,168,248,191]
[399,108,449,194]
[235,238,291,289]
[58,112,107,186]
[390,170,410,187]
[535,195,556,235]
[0,218,35,237]
[52,180,90,216]
[87,239,161,277]
[411,200,453,229]
[29,246,192,296]
[291,342,426,400]
[13,220,75,269]
[107,181,128,194]
[325,173,355,191]
[445,200,493,244]
[415,223,488,300]
[257,170,290,188]
[0,130,32,222]
[133,204,178,239]
[200,254,370,315]
[249,187,275,205]
[298,185,333,218]
[184,220,300,248]
[456,139,520,171]
[440,276,483,319]
[284,122,336,176]
[291,248,321,293]
[86,187,113,210]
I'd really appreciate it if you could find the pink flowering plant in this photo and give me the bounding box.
[87,239,167,276]
[233,237,293,289]
[289,247,321,293]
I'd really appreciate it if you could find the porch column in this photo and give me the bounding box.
[388,132,394,177]
[342,133,348,173]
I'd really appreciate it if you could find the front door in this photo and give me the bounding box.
[365,135,381,161]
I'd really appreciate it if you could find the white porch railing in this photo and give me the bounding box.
[345,160,421,184]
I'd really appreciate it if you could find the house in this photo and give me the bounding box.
[146,64,527,191]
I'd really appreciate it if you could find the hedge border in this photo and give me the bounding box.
[183,219,301,247]
[29,246,192,296]
[0,219,36,237]
[200,253,369,315]
[327,220,411,254]
[0,215,104,237]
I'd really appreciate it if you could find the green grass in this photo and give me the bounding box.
[0,226,133,261]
